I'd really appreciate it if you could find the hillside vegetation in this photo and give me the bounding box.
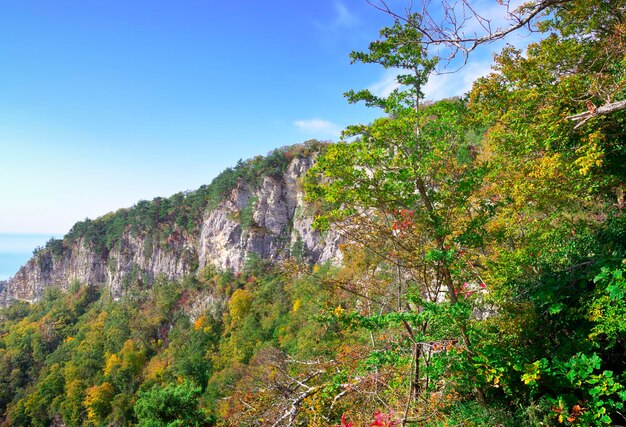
[37,141,325,258]
[1,0,625,425]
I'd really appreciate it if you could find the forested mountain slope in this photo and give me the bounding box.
[1,141,340,306]
[1,0,626,425]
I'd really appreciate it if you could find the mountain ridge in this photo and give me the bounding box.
[0,141,341,306]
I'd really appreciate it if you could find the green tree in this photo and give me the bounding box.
[306,12,495,422]
[460,0,626,423]
[134,381,213,427]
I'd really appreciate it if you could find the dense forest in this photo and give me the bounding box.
[1,0,625,425]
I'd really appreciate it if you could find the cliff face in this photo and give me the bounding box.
[1,151,341,305]
[197,156,339,271]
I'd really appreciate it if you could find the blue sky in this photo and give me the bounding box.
[0,0,530,235]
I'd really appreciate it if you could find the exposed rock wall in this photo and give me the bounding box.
[197,156,339,271]
[1,155,341,305]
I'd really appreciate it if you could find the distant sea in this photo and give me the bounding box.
[0,234,62,280]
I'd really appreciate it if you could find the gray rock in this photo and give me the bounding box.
[1,154,342,306]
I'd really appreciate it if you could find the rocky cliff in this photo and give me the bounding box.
[1,143,341,305]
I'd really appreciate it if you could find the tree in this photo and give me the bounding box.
[306,12,494,423]
[134,381,213,427]
[461,0,626,422]
[465,0,625,292]
[368,0,574,58]
[84,382,115,425]
[369,0,626,122]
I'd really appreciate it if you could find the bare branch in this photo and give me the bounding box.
[566,99,626,128]
[369,0,574,62]
[270,384,323,427]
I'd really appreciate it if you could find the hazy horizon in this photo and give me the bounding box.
[0,233,62,280]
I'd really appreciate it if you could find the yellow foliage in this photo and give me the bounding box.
[575,131,605,176]
[229,288,253,322]
[84,382,114,423]
[194,315,207,331]
[292,299,301,313]
[143,355,168,383]
[103,353,121,378]
[333,305,345,316]
[119,339,135,356]
[65,378,84,402]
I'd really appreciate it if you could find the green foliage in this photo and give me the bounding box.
[589,263,626,346]
[134,381,213,427]
[307,2,626,425]
[57,142,327,260]
[305,11,499,421]
[0,260,350,426]
[238,196,259,230]
[3,1,626,425]
[345,13,437,113]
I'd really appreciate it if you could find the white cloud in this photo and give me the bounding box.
[362,0,544,102]
[425,0,531,51]
[423,59,494,100]
[293,119,342,138]
[368,69,401,98]
[332,2,360,28]
[314,2,361,37]
[366,59,493,102]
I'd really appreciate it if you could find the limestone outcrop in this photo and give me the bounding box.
[1,150,341,305]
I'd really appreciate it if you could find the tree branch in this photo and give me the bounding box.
[368,0,574,62]
[566,99,626,129]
